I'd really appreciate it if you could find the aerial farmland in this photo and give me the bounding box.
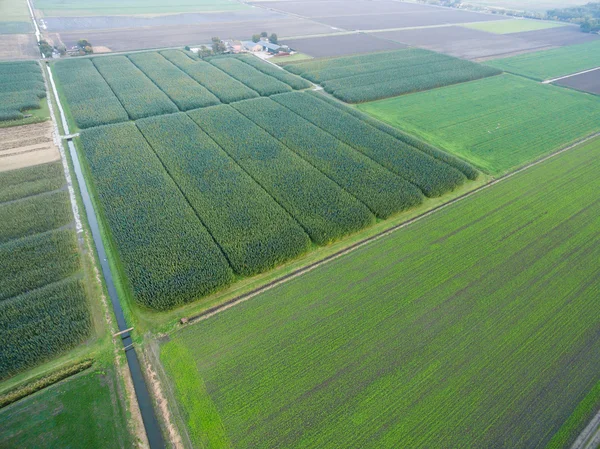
[1,0,600,448]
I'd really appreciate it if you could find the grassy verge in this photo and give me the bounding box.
[0,97,50,129]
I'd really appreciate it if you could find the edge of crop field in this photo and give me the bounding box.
[182,129,600,325]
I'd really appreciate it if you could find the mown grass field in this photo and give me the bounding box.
[358,74,600,174]
[0,366,132,448]
[462,19,567,34]
[284,49,500,103]
[486,40,600,80]
[161,136,600,449]
[34,0,247,16]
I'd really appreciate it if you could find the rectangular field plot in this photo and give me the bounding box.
[281,33,406,58]
[0,162,91,380]
[358,74,600,174]
[161,136,600,449]
[555,68,600,96]
[462,18,568,34]
[486,40,600,81]
[0,61,46,123]
[284,49,500,103]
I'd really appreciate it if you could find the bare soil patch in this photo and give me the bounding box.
[282,33,406,58]
[0,122,59,172]
[555,68,600,96]
[510,26,600,47]
[0,34,39,60]
[251,0,435,18]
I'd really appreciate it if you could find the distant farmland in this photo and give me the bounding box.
[358,74,600,174]
[161,136,600,449]
[58,52,475,310]
[284,49,500,103]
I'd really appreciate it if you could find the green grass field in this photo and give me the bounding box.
[486,40,600,81]
[0,367,132,448]
[161,136,600,449]
[462,19,567,34]
[0,0,31,34]
[35,0,247,16]
[358,74,600,174]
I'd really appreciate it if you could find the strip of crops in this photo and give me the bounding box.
[92,56,178,120]
[0,162,65,203]
[188,105,375,245]
[0,190,72,244]
[0,229,81,301]
[161,50,259,103]
[127,52,220,111]
[233,54,311,90]
[136,113,311,276]
[284,49,500,102]
[209,57,293,97]
[53,59,129,129]
[309,92,479,180]
[0,61,45,121]
[161,135,600,449]
[273,92,466,197]
[0,277,91,380]
[358,74,600,174]
[79,122,233,309]
[233,97,424,218]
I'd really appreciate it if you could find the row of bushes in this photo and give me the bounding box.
[273,92,468,197]
[92,56,178,120]
[209,57,293,97]
[53,59,129,129]
[232,97,424,218]
[0,278,91,380]
[188,105,376,245]
[0,61,45,122]
[80,122,234,310]
[161,50,259,104]
[127,52,220,111]
[136,113,312,276]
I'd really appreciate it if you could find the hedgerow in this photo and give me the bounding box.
[309,91,479,180]
[161,50,259,103]
[188,105,375,245]
[273,92,467,197]
[80,122,234,309]
[0,229,81,301]
[92,56,178,120]
[234,54,311,90]
[233,97,424,218]
[0,162,65,203]
[209,57,293,96]
[137,113,311,275]
[0,190,72,244]
[53,59,129,128]
[0,61,45,121]
[127,52,220,111]
[0,278,91,380]
[284,49,501,102]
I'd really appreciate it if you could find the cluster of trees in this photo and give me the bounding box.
[251,31,278,44]
[548,3,600,33]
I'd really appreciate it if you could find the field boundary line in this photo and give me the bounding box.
[571,410,600,449]
[544,67,600,84]
[183,130,600,325]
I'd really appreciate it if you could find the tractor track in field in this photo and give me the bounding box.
[184,129,600,326]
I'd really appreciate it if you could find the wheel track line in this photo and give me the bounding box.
[184,130,600,325]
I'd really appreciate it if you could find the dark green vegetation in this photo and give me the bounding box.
[0,163,91,380]
[485,40,600,81]
[0,190,72,243]
[233,54,312,90]
[284,49,500,102]
[79,122,234,310]
[162,136,600,449]
[127,52,220,111]
[359,74,600,174]
[188,104,376,245]
[0,367,132,449]
[136,113,312,276]
[232,97,424,218]
[275,92,468,197]
[0,162,64,203]
[161,50,259,104]
[209,57,293,96]
[0,62,46,122]
[53,59,129,129]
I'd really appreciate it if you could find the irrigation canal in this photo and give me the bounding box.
[46,66,166,449]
